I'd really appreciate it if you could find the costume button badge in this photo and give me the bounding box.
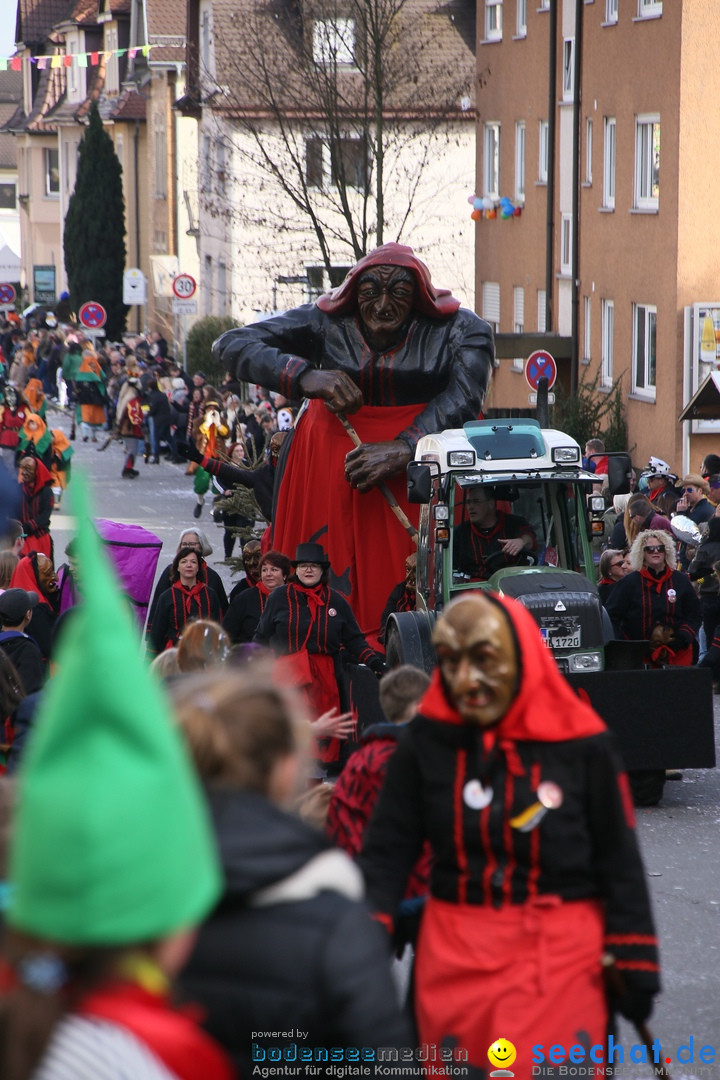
[463,779,493,810]
[328,607,337,616]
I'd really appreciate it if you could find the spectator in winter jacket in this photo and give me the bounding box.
[0,588,46,694]
[174,668,416,1078]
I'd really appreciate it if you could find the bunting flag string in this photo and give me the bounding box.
[0,44,158,72]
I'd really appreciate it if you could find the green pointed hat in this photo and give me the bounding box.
[7,474,222,944]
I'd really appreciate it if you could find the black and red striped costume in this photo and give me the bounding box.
[452,511,536,580]
[147,581,221,656]
[222,581,271,643]
[605,565,701,665]
[254,581,383,764]
[360,594,659,1078]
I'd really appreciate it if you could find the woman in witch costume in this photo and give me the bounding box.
[359,592,660,1080]
[253,543,385,771]
[147,547,221,657]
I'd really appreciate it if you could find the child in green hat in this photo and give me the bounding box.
[0,477,233,1080]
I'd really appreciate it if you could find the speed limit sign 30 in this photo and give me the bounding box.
[172,274,197,300]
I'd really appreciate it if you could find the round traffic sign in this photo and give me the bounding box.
[78,301,107,329]
[172,273,197,300]
[525,349,557,391]
[0,283,16,305]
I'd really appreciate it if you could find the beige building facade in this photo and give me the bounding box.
[476,0,720,476]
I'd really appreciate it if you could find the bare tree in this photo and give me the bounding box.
[198,0,480,278]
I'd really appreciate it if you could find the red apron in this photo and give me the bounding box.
[415,895,608,1079]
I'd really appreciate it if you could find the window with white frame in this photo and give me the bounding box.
[313,18,356,65]
[204,255,213,317]
[515,122,525,202]
[635,115,660,209]
[218,262,227,314]
[201,10,212,73]
[538,120,549,183]
[66,38,78,99]
[563,39,574,100]
[603,117,615,208]
[483,123,501,199]
[513,286,524,369]
[537,289,547,332]
[583,296,591,362]
[485,0,503,41]
[483,282,500,332]
[633,303,657,395]
[106,26,119,94]
[154,116,167,199]
[200,133,212,194]
[585,118,593,184]
[538,0,550,9]
[605,0,618,22]
[45,148,59,196]
[516,0,527,36]
[216,139,227,195]
[305,137,367,190]
[601,299,614,386]
[561,214,572,274]
[0,182,16,209]
[638,0,662,17]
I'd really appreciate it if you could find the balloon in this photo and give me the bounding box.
[500,209,512,219]
[467,194,476,205]
[487,209,497,219]
[513,206,522,217]
[482,196,494,211]
[500,197,513,212]
[471,209,482,221]
[473,197,484,210]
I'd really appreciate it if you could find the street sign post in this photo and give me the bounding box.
[0,283,17,307]
[78,301,107,331]
[525,349,557,391]
[172,273,197,300]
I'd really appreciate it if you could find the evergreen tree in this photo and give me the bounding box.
[64,102,127,339]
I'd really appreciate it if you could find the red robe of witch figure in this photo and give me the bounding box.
[254,543,385,771]
[214,243,495,642]
[359,593,660,1080]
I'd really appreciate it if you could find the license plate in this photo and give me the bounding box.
[540,620,581,649]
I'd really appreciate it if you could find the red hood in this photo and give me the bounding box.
[21,458,53,495]
[418,592,606,742]
[9,554,54,607]
[316,242,461,319]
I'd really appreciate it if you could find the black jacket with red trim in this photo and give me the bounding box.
[453,511,536,580]
[359,594,660,1001]
[254,582,382,671]
[604,566,701,646]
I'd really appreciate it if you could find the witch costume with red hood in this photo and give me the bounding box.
[360,593,659,1079]
[18,457,54,560]
[214,243,494,642]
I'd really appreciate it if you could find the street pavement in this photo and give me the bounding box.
[48,406,240,602]
[46,407,720,1079]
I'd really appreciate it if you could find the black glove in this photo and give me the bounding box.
[369,657,387,679]
[175,440,202,464]
[610,987,655,1025]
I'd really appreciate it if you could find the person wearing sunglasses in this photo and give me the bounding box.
[604,529,701,669]
[675,474,715,571]
[597,547,630,605]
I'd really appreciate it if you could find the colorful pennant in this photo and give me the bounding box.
[0,44,156,72]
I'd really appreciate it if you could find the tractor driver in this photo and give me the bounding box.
[452,486,536,581]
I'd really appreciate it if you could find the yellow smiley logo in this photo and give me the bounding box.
[488,1039,517,1069]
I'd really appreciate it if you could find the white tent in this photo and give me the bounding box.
[0,242,21,282]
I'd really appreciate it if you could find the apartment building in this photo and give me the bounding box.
[476,0,720,473]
